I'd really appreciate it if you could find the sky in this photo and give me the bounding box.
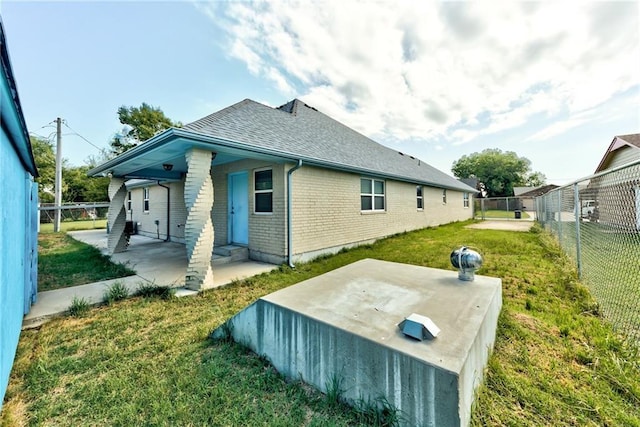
[2,1,639,185]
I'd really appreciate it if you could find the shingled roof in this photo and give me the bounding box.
[184,98,473,192]
[595,133,640,172]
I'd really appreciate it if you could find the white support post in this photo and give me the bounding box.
[107,177,128,254]
[184,148,215,290]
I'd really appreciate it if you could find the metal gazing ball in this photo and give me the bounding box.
[450,246,483,281]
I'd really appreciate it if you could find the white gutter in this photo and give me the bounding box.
[287,160,303,267]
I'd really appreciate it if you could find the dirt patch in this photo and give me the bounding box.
[466,220,533,232]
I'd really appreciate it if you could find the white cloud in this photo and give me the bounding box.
[199,1,640,148]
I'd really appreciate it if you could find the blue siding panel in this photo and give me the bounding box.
[0,127,30,408]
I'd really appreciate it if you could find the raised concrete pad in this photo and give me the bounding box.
[214,259,502,427]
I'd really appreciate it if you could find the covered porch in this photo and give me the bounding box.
[88,128,292,291]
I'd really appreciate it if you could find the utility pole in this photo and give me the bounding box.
[54,117,62,232]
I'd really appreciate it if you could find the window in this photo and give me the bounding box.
[143,187,150,212]
[254,169,273,213]
[361,178,385,211]
[416,186,423,210]
[463,192,470,208]
[442,189,447,204]
[127,191,132,212]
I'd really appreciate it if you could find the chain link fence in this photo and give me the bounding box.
[39,203,109,224]
[536,160,640,343]
[474,196,535,220]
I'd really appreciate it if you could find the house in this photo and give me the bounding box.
[514,185,560,212]
[89,98,476,291]
[586,133,640,229]
[0,18,39,409]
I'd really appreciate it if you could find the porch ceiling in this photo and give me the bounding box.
[88,128,289,180]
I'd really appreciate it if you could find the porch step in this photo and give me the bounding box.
[213,245,249,265]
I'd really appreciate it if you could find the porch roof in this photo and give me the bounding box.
[89,98,475,192]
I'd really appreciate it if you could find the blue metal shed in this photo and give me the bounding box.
[0,17,38,410]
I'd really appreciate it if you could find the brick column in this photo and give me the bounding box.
[107,177,128,254]
[184,148,215,290]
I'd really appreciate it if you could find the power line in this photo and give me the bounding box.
[62,121,105,152]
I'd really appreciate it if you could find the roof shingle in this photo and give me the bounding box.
[184,99,473,192]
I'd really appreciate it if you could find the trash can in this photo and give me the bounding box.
[514,210,521,219]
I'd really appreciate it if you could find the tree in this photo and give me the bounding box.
[526,171,547,187]
[63,166,109,202]
[30,135,56,203]
[452,149,546,197]
[109,103,181,155]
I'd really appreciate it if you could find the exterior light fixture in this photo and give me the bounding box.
[163,163,173,171]
[450,246,483,281]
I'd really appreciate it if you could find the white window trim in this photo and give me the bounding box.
[360,177,386,213]
[442,189,447,204]
[143,187,150,213]
[463,192,470,208]
[127,191,132,212]
[254,167,273,215]
[417,185,424,211]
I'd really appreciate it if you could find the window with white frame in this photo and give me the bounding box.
[143,187,150,212]
[463,192,470,208]
[442,189,447,204]
[127,191,132,212]
[361,178,385,211]
[416,186,423,210]
[254,169,273,213]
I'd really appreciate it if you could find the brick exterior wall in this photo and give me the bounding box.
[128,162,472,265]
[127,181,187,242]
[289,165,473,261]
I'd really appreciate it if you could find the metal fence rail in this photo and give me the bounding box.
[536,160,640,342]
[39,202,109,224]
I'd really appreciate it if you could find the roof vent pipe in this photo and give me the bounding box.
[287,160,303,267]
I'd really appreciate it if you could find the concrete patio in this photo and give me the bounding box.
[23,230,278,328]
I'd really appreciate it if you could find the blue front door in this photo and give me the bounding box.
[228,172,249,245]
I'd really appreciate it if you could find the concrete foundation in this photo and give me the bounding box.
[213,258,502,426]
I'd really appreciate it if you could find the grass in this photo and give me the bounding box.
[548,220,640,341]
[67,297,91,317]
[2,221,639,426]
[102,282,129,306]
[39,219,107,233]
[475,209,531,219]
[38,233,135,291]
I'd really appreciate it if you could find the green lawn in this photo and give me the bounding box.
[2,221,638,426]
[38,233,135,291]
[39,219,107,233]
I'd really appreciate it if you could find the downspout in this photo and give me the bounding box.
[157,181,171,242]
[287,160,303,267]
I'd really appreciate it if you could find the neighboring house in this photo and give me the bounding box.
[515,185,560,212]
[89,98,476,291]
[0,18,39,409]
[587,133,640,230]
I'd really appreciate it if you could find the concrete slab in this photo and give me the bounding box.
[214,258,502,427]
[466,220,533,232]
[24,230,277,328]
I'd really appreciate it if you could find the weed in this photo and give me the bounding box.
[134,282,174,299]
[103,281,129,305]
[325,373,344,406]
[353,395,402,427]
[68,296,91,317]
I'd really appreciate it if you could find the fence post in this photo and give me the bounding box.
[481,198,485,220]
[557,190,562,244]
[573,183,582,278]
